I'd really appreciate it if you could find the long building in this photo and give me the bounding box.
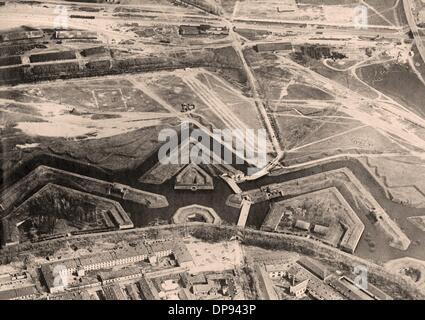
[0,55,21,67]
[103,284,126,300]
[98,268,142,285]
[0,285,38,300]
[254,42,293,53]
[29,51,76,63]
[41,241,193,293]
[55,30,97,40]
[138,277,160,300]
[0,30,43,42]
[297,257,329,281]
[41,247,150,293]
[329,276,392,300]
[179,24,229,36]
[80,46,107,57]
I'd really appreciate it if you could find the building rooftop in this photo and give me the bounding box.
[179,25,200,35]
[313,224,329,236]
[103,284,126,300]
[138,277,160,300]
[78,252,115,268]
[294,220,311,231]
[147,240,174,255]
[0,285,37,300]
[98,267,141,282]
[192,283,214,295]
[188,273,207,285]
[41,245,153,290]
[329,276,375,300]
[297,257,329,281]
[173,243,193,265]
[50,291,92,300]
[255,42,293,52]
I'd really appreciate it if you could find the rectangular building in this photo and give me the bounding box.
[297,257,329,281]
[0,285,38,300]
[173,243,194,269]
[98,268,142,285]
[255,42,293,53]
[103,284,126,300]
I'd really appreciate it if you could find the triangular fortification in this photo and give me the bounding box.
[175,162,214,191]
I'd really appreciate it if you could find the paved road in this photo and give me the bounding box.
[403,0,425,64]
[237,199,251,227]
[229,28,283,155]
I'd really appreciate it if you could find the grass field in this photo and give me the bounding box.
[357,62,425,118]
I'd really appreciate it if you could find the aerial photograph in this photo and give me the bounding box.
[1,0,425,304]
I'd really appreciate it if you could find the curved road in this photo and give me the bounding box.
[403,0,425,64]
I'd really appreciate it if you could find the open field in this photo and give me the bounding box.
[184,238,244,273]
[357,62,425,118]
[0,75,184,172]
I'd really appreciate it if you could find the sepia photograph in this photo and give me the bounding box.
[0,0,424,308]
